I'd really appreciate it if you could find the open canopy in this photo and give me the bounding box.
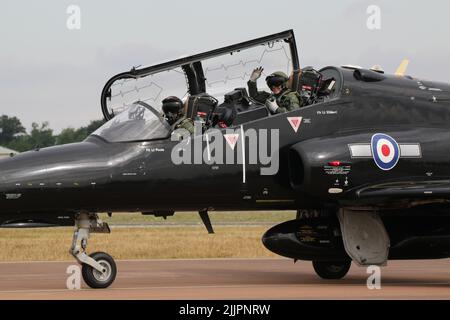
[100,30,300,121]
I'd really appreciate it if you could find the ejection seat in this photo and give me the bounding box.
[184,93,218,124]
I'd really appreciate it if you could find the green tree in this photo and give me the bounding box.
[28,122,55,149]
[7,135,32,152]
[9,122,55,152]
[56,127,87,145]
[0,115,26,145]
[5,117,106,151]
[7,122,55,152]
[55,119,105,145]
[85,119,105,135]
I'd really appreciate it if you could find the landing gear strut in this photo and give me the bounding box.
[70,213,117,289]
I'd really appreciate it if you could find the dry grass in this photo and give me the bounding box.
[99,211,296,224]
[0,226,277,262]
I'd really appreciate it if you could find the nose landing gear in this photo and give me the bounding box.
[70,213,117,289]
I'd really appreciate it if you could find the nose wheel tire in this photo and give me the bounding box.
[312,260,351,279]
[81,252,117,289]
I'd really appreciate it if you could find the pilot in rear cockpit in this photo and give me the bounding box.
[247,67,303,114]
[162,96,194,134]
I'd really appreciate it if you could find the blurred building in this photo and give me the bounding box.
[0,146,18,159]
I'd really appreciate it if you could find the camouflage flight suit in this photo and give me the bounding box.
[247,78,303,114]
[173,117,195,134]
[272,89,302,113]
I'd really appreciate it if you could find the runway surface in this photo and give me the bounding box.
[1,258,450,299]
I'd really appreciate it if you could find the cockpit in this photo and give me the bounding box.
[95,30,342,142]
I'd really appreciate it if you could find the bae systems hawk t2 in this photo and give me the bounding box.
[1,30,450,288]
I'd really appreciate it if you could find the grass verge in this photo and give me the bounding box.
[0,226,277,262]
[99,211,296,225]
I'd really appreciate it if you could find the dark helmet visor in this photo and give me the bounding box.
[162,96,183,114]
[266,75,286,88]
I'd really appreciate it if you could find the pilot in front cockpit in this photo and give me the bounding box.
[247,67,303,114]
[162,96,194,134]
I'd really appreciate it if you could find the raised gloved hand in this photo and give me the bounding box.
[249,66,264,82]
[265,97,279,113]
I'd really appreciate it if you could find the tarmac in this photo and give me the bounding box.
[0,258,450,299]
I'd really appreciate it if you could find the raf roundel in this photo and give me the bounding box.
[371,133,400,170]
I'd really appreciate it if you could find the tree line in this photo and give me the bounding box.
[0,115,105,152]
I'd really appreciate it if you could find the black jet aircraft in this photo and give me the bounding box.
[1,30,450,289]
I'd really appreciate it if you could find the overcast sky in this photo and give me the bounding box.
[1,0,449,133]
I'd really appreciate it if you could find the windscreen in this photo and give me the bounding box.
[92,103,171,142]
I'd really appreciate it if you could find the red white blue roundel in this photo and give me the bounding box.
[371,133,400,170]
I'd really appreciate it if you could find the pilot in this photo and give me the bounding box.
[247,67,303,114]
[162,96,195,134]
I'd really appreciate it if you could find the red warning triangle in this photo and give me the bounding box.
[287,117,302,133]
[224,133,239,150]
